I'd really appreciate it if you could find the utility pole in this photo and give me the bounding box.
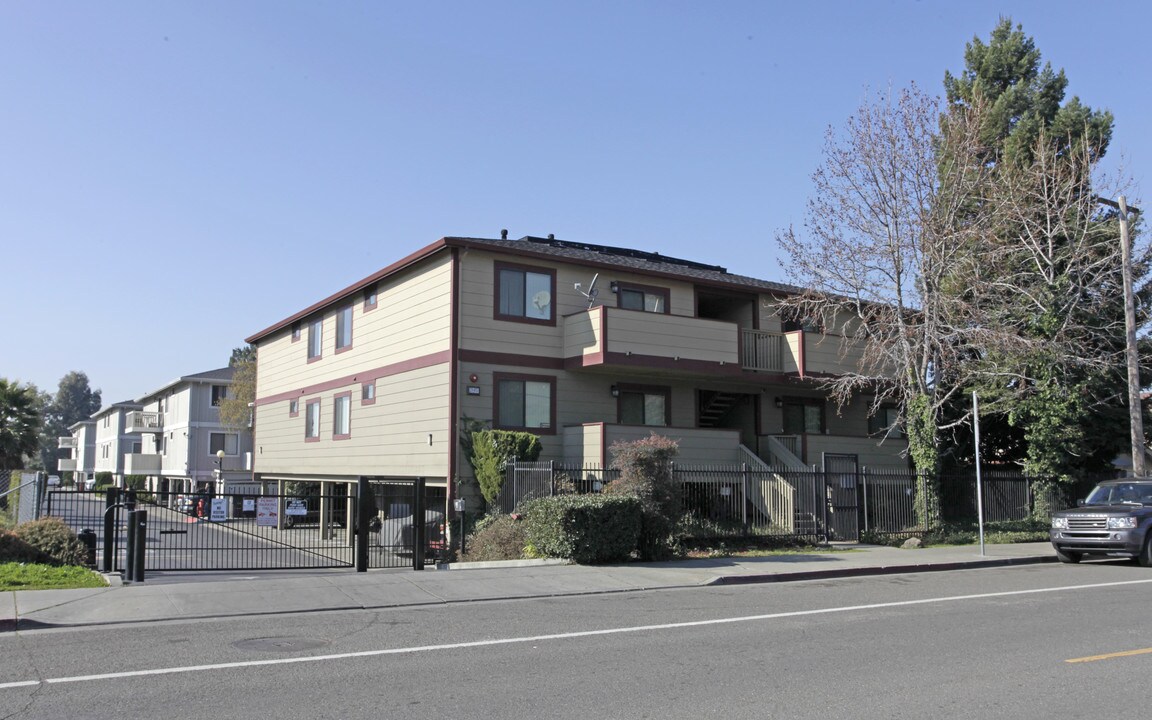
[1105,195,1146,476]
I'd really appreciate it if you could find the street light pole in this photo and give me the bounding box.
[1117,196,1146,476]
[1100,195,1146,476]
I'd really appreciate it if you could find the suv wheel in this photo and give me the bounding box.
[1055,548,1082,564]
[1139,536,1152,568]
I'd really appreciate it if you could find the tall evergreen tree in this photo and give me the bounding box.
[38,372,102,475]
[939,19,1143,497]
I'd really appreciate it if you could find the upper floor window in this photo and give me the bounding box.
[495,263,555,324]
[333,393,351,439]
[289,399,299,417]
[291,322,301,342]
[211,385,228,406]
[616,284,669,314]
[210,432,239,456]
[782,398,824,435]
[495,373,554,432]
[362,382,376,405]
[336,306,353,351]
[305,399,321,441]
[364,284,378,311]
[618,385,669,426]
[307,319,323,361]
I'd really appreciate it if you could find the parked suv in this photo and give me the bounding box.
[1050,479,1152,565]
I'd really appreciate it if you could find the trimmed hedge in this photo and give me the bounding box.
[522,494,641,564]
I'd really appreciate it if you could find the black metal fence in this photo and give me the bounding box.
[41,482,447,573]
[499,461,1105,542]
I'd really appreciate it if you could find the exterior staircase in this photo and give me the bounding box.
[698,391,741,427]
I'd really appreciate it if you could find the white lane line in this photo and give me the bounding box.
[4,577,1151,690]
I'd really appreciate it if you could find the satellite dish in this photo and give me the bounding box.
[532,290,551,311]
[574,273,600,309]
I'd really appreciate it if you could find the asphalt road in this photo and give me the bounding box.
[3,561,1151,719]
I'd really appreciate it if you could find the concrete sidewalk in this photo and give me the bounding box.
[0,542,1057,631]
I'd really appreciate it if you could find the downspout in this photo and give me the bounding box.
[447,247,460,525]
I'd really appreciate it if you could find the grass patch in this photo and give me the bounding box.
[0,563,108,591]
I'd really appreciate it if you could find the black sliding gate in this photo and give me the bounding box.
[44,480,446,573]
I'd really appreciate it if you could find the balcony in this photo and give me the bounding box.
[125,411,163,434]
[57,458,78,472]
[124,453,162,474]
[563,306,809,377]
[58,436,77,450]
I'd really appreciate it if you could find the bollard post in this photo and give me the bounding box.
[413,477,426,571]
[132,510,147,583]
[125,509,138,581]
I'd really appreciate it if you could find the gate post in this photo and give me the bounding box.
[102,487,119,572]
[413,477,426,571]
[125,508,138,580]
[355,477,370,573]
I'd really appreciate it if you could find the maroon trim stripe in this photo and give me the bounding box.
[254,350,451,407]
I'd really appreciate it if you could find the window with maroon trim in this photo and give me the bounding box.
[304,399,321,441]
[363,284,378,311]
[289,399,299,417]
[868,406,903,438]
[616,283,670,314]
[291,323,301,342]
[333,393,351,439]
[617,384,670,427]
[335,306,353,352]
[361,381,376,405]
[495,262,555,324]
[494,373,555,432]
[307,319,323,361]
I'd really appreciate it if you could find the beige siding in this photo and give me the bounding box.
[255,362,451,477]
[253,254,453,479]
[606,309,739,364]
[458,251,703,358]
[257,256,453,400]
[804,333,866,375]
[805,434,908,469]
[562,307,603,359]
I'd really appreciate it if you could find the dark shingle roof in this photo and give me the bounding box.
[452,235,800,295]
[247,234,801,343]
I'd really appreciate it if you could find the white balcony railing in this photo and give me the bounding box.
[125,411,163,433]
[58,436,78,449]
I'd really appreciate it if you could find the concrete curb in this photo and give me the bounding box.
[708,554,1056,585]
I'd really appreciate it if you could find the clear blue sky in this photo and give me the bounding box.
[3,1,1148,407]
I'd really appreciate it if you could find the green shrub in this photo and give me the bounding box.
[521,494,641,564]
[470,430,543,504]
[460,514,530,562]
[12,517,89,566]
[604,434,682,560]
[0,530,57,564]
[94,472,114,490]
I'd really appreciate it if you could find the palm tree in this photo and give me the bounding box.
[0,379,41,470]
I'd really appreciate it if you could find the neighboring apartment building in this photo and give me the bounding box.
[245,234,909,516]
[126,367,255,497]
[91,401,143,487]
[57,419,96,487]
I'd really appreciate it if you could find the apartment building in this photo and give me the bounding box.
[245,234,909,515]
[126,367,255,497]
[91,401,143,486]
[57,419,96,487]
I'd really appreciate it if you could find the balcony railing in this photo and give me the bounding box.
[741,329,784,372]
[58,436,77,449]
[125,411,163,433]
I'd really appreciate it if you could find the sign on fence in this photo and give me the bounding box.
[256,497,279,527]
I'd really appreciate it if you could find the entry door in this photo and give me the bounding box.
[823,453,860,541]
